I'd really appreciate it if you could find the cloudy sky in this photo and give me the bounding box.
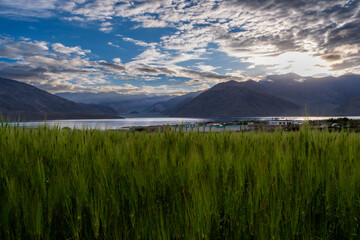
[0,0,359,94]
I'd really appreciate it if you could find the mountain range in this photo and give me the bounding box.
[169,74,360,117]
[2,73,360,120]
[57,73,360,118]
[172,80,300,117]
[56,92,173,115]
[145,91,203,116]
[260,73,360,115]
[0,77,121,121]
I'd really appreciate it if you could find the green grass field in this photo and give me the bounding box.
[1,124,360,239]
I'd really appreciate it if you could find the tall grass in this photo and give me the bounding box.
[0,124,360,239]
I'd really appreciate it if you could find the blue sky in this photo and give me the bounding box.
[0,0,359,94]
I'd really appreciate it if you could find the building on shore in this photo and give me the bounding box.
[268,119,302,126]
[172,124,250,132]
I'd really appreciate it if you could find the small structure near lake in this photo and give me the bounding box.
[268,119,301,126]
[172,124,250,132]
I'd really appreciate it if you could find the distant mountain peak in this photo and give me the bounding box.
[219,79,239,84]
[214,79,258,88]
[0,77,121,120]
[172,77,300,118]
[220,79,256,84]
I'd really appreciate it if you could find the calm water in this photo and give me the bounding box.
[12,116,360,130]
[14,118,210,130]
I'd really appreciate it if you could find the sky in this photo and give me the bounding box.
[0,0,359,95]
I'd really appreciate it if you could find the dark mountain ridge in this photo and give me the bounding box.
[335,96,360,116]
[260,74,360,115]
[172,80,300,118]
[56,92,173,114]
[0,77,121,121]
[145,91,203,115]
[38,73,360,118]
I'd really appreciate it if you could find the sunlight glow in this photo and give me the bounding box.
[250,52,332,76]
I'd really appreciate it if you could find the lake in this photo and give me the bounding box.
[11,116,360,130]
[13,118,210,130]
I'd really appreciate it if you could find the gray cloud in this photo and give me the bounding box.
[0,39,49,59]
[0,37,240,94]
[0,62,48,80]
[0,0,58,18]
[154,67,176,75]
[134,65,160,74]
[98,61,126,71]
[331,57,360,71]
[322,54,342,62]
[180,69,239,81]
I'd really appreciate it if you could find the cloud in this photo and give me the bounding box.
[321,44,360,70]
[113,58,121,63]
[333,44,360,55]
[0,37,240,94]
[98,61,126,72]
[108,42,120,48]
[246,51,332,76]
[0,37,101,90]
[321,54,342,62]
[99,21,113,32]
[196,63,219,72]
[62,1,76,12]
[6,0,357,76]
[0,38,49,59]
[133,19,168,29]
[179,68,243,83]
[51,43,91,56]
[1,0,360,93]
[0,0,58,18]
[122,37,155,47]
[66,0,119,21]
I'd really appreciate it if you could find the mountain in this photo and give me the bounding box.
[171,80,300,118]
[0,77,121,121]
[145,91,203,115]
[56,92,173,114]
[260,74,360,115]
[334,96,360,115]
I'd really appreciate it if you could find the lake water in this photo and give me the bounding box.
[12,116,360,130]
[14,118,210,130]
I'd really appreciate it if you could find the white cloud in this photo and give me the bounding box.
[137,19,168,28]
[62,2,76,12]
[113,58,121,63]
[101,21,111,27]
[51,43,90,56]
[247,52,332,76]
[0,38,49,59]
[108,42,120,48]
[196,63,219,72]
[122,37,155,47]
[99,22,113,32]
[99,27,112,33]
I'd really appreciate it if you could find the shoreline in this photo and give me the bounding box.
[5,116,360,132]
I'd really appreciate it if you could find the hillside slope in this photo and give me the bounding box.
[172,80,300,118]
[0,77,121,120]
[260,74,360,115]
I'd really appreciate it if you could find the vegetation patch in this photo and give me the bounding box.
[0,124,360,239]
